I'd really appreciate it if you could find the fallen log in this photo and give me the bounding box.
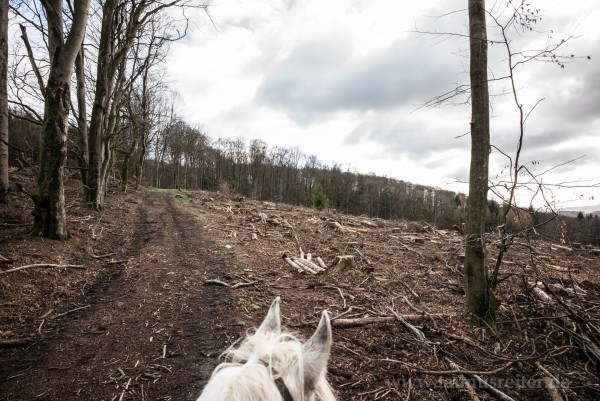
[282,252,326,275]
[283,256,304,273]
[294,257,325,274]
[327,221,356,233]
[332,314,449,327]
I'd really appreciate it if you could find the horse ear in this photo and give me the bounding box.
[302,310,332,390]
[256,297,281,335]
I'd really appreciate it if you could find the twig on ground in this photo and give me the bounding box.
[388,306,429,343]
[0,338,33,348]
[0,264,86,274]
[381,358,513,376]
[53,305,91,319]
[323,285,347,309]
[466,372,517,401]
[91,252,117,259]
[445,358,481,401]
[107,259,129,265]
[395,294,439,330]
[535,362,563,401]
[204,279,257,289]
[118,377,132,401]
[441,331,573,362]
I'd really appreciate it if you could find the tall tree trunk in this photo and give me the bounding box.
[120,153,131,193]
[0,0,8,204]
[464,0,496,326]
[134,140,146,189]
[30,74,70,239]
[75,44,89,195]
[30,0,91,239]
[87,0,115,211]
[120,138,136,193]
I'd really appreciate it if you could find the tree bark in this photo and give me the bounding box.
[30,0,91,239]
[75,44,89,193]
[87,0,115,211]
[0,0,8,204]
[135,139,146,189]
[464,0,496,326]
[120,137,136,193]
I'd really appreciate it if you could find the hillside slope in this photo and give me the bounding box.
[1,183,600,400]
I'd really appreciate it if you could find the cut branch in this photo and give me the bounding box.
[0,338,33,348]
[381,358,513,377]
[1,263,85,274]
[204,279,257,289]
[282,252,326,275]
[333,314,449,328]
[445,358,481,401]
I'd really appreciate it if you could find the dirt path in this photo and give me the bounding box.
[1,192,236,401]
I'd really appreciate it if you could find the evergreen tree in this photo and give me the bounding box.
[312,183,329,211]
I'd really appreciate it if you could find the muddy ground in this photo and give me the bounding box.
[1,174,599,400]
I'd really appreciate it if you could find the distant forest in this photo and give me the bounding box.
[9,113,600,246]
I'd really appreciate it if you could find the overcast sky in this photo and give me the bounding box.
[166,0,600,210]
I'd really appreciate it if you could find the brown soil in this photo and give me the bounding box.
[1,172,599,400]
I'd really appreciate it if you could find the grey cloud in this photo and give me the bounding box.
[256,39,459,124]
[525,35,600,129]
[546,56,600,125]
[489,141,596,177]
[523,146,596,170]
[345,115,467,157]
[491,129,573,154]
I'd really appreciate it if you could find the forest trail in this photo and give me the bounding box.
[1,192,237,401]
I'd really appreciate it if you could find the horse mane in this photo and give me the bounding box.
[218,331,334,401]
[197,299,336,401]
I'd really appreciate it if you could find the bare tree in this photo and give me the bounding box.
[414,1,591,327]
[464,0,496,326]
[119,21,170,193]
[152,92,180,187]
[73,43,89,191]
[86,0,206,210]
[0,0,8,204]
[25,0,92,239]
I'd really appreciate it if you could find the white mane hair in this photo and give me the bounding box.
[197,297,336,401]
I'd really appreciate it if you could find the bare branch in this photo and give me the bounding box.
[18,24,45,95]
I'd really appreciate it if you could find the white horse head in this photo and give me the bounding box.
[197,297,336,401]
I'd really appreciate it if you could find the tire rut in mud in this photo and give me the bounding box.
[1,192,236,401]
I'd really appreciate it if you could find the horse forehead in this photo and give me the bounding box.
[240,334,303,355]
